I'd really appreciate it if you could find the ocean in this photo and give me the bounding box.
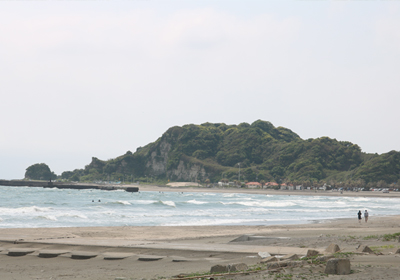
[0,185,398,228]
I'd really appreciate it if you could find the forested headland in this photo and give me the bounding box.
[25,120,400,189]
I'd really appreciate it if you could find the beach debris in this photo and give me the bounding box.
[324,258,351,275]
[258,251,271,258]
[114,278,128,280]
[7,248,39,257]
[38,250,70,258]
[138,254,165,261]
[70,251,98,259]
[325,243,340,253]
[260,256,278,263]
[357,245,374,254]
[306,249,320,257]
[395,248,400,254]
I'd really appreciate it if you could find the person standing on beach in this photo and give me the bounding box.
[358,210,362,224]
[364,210,369,223]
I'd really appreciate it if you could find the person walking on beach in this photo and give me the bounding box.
[358,210,362,224]
[364,210,369,223]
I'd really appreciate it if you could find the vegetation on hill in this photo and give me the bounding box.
[25,163,57,181]
[25,120,400,188]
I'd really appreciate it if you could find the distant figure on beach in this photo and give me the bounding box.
[358,210,362,223]
[364,210,369,223]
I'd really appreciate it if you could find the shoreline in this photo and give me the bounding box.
[136,183,400,198]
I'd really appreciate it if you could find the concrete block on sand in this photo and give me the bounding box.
[229,263,248,272]
[395,248,400,254]
[7,248,39,256]
[281,254,299,260]
[316,255,335,262]
[38,250,70,258]
[286,261,306,268]
[103,253,135,260]
[210,263,248,273]
[266,262,283,269]
[210,264,229,273]
[230,235,290,242]
[324,258,351,275]
[306,249,320,257]
[260,256,278,263]
[70,251,98,259]
[357,245,374,254]
[266,260,304,269]
[138,255,165,261]
[171,256,200,262]
[325,243,340,254]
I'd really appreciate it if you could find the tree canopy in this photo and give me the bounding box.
[25,163,57,181]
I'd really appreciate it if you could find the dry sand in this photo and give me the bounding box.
[1,185,400,280]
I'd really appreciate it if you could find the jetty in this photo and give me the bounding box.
[0,179,139,192]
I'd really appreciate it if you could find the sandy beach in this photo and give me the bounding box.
[1,186,400,279]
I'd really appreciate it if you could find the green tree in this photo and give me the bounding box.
[25,163,57,180]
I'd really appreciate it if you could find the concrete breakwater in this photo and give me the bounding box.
[0,179,139,192]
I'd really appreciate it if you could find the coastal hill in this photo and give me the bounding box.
[31,120,400,187]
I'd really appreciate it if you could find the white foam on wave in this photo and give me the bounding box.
[115,200,131,205]
[143,213,174,218]
[37,215,58,221]
[62,213,88,219]
[160,201,176,207]
[201,193,216,196]
[0,206,52,214]
[221,201,297,207]
[136,200,158,205]
[241,208,272,213]
[187,199,208,205]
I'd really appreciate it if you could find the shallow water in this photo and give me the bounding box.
[0,186,398,228]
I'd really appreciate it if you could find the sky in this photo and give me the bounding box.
[1,0,400,179]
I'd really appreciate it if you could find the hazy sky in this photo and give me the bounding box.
[1,0,399,179]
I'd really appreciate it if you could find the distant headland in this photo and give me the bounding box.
[22,120,400,189]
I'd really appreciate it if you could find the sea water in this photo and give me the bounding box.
[0,186,399,228]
